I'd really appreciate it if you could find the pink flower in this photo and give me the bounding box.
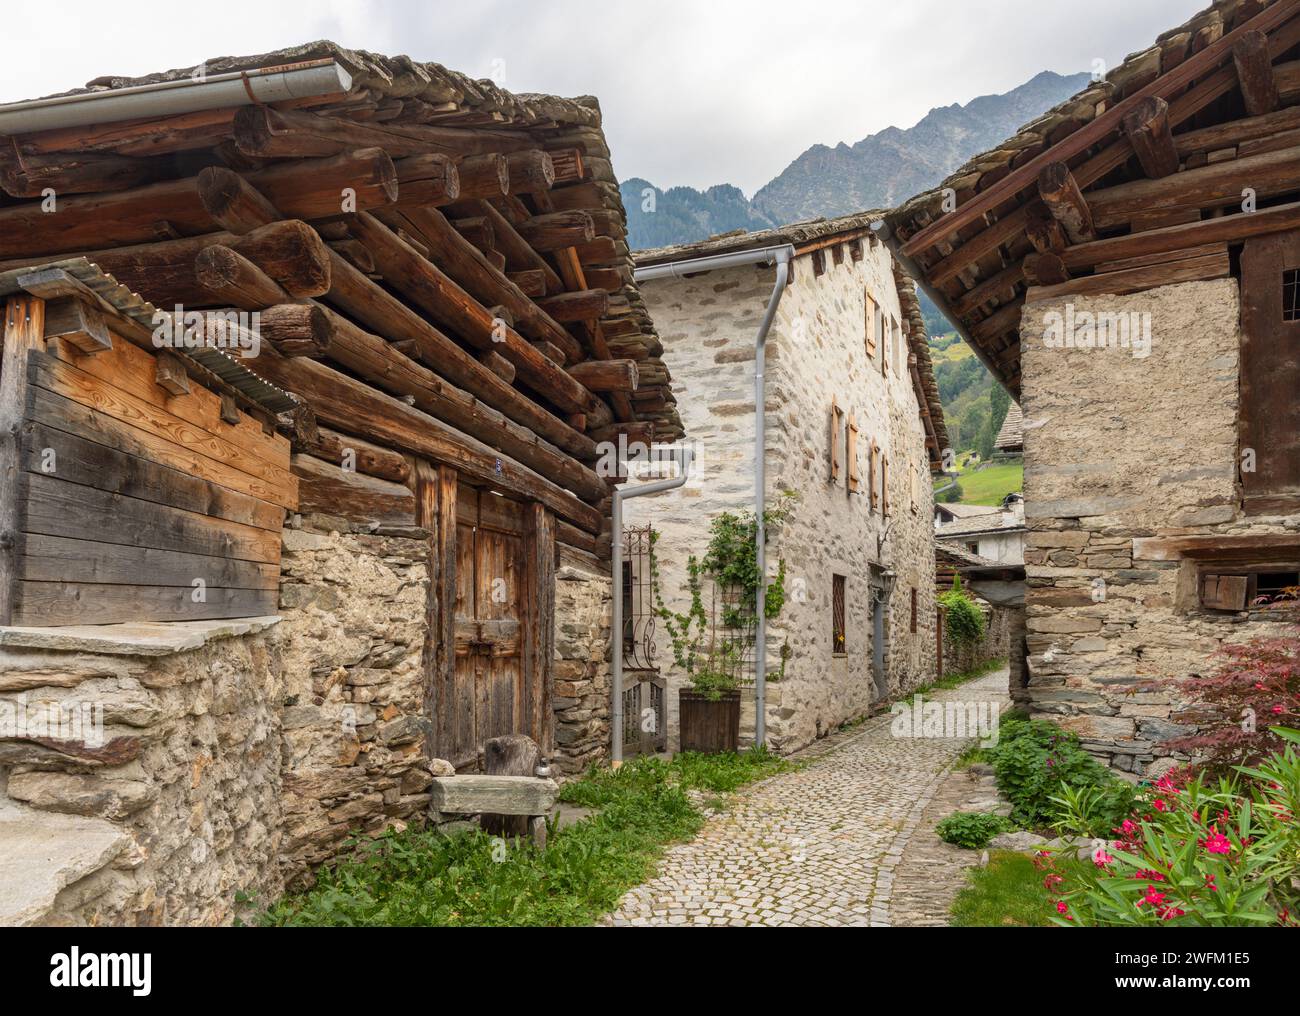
[1056,901,1069,914]
[1203,828,1232,855]
[1154,798,1169,812]
[1155,775,1179,794]
[1272,704,1285,715]
[1093,847,1115,866]
[1138,885,1168,908]
[1121,819,1138,835]
[1159,906,1186,921]
[1204,874,1218,892]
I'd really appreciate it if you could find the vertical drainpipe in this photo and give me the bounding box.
[633,244,795,751]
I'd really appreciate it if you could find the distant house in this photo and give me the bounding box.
[934,501,998,528]
[994,403,1024,456]
[936,496,1026,566]
[625,214,948,753]
[888,1,1300,775]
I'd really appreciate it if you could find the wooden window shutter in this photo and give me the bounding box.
[847,414,860,492]
[830,399,843,482]
[911,466,919,514]
[881,314,889,375]
[1201,574,1249,611]
[812,249,826,277]
[865,294,878,356]
[882,453,891,516]
[870,442,881,511]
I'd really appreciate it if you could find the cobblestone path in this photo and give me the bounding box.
[604,669,1009,927]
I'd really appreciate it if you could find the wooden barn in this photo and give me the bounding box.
[0,42,690,925]
[885,0,1300,774]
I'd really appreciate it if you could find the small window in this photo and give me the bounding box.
[832,575,847,654]
[1285,268,1300,322]
[910,588,918,633]
[966,541,979,555]
[1199,570,1300,611]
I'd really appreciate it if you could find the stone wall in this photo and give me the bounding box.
[1020,278,1299,774]
[629,239,938,754]
[552,545,612,776]
[0,512,439,925]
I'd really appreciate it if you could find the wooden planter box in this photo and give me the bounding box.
[678,689,740,754]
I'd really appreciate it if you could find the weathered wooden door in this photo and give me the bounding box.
[453,483,526,760]
[419,464,554,770]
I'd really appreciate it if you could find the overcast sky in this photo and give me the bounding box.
[4,0,1206,195]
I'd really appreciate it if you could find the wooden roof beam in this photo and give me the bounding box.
[1122,97,1179,178]
[1038,163,1095,243]
[1233,28,1281,117]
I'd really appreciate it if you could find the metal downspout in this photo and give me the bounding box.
[633,243,795,750]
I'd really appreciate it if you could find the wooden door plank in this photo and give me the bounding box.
[524,503,556,755]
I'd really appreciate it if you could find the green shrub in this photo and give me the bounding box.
[938,576,985,647]
[987,717,1121,830]
[936,811,1013,849]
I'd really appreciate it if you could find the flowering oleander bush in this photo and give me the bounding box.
[1160,625,1300,775]
[1042,728,1300,927]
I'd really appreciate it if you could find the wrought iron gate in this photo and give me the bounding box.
[620,524,666,755]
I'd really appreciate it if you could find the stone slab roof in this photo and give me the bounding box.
[995,403,1024,451]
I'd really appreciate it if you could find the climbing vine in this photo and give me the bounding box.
[938,574,986,647]
[649,492,799,699]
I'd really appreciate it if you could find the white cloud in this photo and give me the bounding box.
[2,0,1207,194]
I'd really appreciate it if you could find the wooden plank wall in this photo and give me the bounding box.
[2,295,295,626]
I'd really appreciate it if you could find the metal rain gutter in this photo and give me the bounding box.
[633,242,795,749]
[0,59,353,134]
[611,446,694,764]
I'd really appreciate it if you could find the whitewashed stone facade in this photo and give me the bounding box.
[1021,278,1300,774]
[629,234,941,754]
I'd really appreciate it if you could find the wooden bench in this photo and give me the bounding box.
[429,775,559,848]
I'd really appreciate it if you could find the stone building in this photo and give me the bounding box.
[0,44,679,924]
[887,0,1300,774]
[625,215,948,754]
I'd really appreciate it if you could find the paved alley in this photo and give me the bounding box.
[605,669,1010,927]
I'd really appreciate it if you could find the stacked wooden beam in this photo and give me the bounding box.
[0,43,684,548]
[885,0,1300,398]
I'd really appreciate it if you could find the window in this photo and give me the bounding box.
[910,588,918,633]
[812,249,826,277]
[864,294,878,356]
[1285,268,1300,322]
[1200,569,1300,611]
[832,575,847,654]
[966,541,980,555]
[881,316,890,375]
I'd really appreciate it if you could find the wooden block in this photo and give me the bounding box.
[42,296,112,354]
[155,350,191,396]
[428,775,558,816]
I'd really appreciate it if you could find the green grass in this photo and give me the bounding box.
[260,748,790,927]
[937,460,1024,507]
[951,850,1084,927]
